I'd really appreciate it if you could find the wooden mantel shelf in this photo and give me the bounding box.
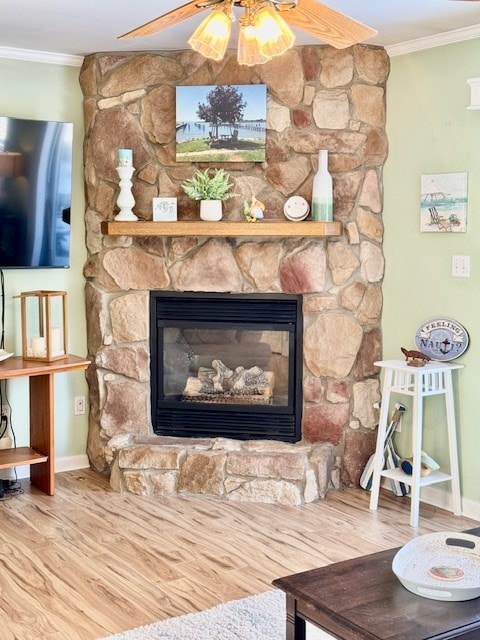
[101,220,342,238]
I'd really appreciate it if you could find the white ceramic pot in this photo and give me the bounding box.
[200,200,223,221]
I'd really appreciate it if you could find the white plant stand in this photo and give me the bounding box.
[369,359,463,528]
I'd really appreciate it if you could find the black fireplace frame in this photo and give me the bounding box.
[150,291,303,443]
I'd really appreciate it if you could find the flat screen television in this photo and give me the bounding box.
[0,115,73,268]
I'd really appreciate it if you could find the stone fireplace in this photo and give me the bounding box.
[81,44,389,502]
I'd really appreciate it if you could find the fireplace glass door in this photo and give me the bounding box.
[150,292,302,442]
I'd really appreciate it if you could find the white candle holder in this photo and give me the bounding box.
[114,165,138,221]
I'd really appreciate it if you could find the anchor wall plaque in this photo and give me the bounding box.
[414,317,469,361]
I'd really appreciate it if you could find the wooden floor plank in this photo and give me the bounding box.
[0,469,477,639]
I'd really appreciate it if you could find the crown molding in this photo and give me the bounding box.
[386,22,480,57]
[2,21,480,65]
[0,46,84,67]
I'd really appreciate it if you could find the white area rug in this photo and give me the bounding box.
[98,589,331,640]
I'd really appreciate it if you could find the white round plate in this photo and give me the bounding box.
[284,196,309,221]
[414,317,469,361]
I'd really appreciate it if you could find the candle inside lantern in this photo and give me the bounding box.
[51,327,62,353]
[118,148,133,167]
[31,336,46,357]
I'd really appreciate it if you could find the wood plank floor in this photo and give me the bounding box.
[0,469,477,640]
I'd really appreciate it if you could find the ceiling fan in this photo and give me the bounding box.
[119,0,378,66]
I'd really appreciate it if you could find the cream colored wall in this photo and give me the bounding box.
[0,57,88,462]
[383,38,480,513]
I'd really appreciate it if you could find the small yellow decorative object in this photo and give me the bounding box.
[243,196,265,222]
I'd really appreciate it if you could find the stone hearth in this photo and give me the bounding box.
[107,435,335,506]
[81,44,388,501]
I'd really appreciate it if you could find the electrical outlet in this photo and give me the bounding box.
[452,254,470,278]
[74,396,86,416]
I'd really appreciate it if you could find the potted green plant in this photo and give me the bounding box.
[181,168,235,221]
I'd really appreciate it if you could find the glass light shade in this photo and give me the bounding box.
[237,24,271,66]
[254,6,295,59]
[188,9,232,61]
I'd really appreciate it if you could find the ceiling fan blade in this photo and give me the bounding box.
[283,0,377,49]
[119,1,206,39]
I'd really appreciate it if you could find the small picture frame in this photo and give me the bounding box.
[420,172,467,233]
[153,197,177,222]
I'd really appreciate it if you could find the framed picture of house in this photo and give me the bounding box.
[420,172,468,232]
[175,84,267,163]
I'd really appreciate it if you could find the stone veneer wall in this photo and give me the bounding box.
[106,435,335,505]
[80,45,389,490]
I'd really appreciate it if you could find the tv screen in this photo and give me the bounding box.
[0,116,73,268]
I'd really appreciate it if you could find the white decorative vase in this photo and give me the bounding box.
[200,200,223,221]
[311,149,333,222]
[114,165,138,221]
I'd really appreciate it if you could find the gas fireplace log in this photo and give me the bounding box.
[183,359,275,401]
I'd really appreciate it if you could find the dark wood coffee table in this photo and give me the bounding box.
[273,527,480,640]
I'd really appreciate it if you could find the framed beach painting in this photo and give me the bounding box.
[175,84,267,163]
[420,172,468,233]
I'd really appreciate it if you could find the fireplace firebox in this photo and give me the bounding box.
[150,292,303,442]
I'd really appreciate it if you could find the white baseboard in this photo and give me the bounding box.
[373,480,480,524]
[55,454,90,473]
[0,454,90,480]
[421,485,480,523]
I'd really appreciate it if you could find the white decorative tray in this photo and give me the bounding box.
[392,532,480,601]
[0,350,13,362]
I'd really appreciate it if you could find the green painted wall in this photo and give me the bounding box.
[384,39,480,507]
[0,58,88,463]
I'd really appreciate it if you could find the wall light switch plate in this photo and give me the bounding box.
[452,254,470,278]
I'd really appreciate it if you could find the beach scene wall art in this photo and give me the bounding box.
[420,172,468,233]
[176,84,267,163]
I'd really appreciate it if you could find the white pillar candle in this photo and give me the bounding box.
[31,336,46,357]
[51,327,61,353]
[118,148,133,167]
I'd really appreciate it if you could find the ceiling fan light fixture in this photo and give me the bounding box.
[188,7,232,61]
[237,23,271,66]
[254,5,295,59]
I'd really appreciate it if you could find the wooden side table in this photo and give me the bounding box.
[0,355,89,495]
[369,359,463,527]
